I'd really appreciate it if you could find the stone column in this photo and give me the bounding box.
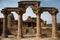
[52,14,57,38]
[31,22,33,27]
[44,21,47,27]
[17,13,23,38]
[26,23,28,34]
[2,14,7,37]
[1,10,10,38]
[36,13,41,39]
[7,13,13,30]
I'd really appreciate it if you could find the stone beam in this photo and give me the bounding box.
[3,7,26,13]
[18,1,40,5]
[18,1,40,12]
[4,7,18,12]
[40,7,58,13]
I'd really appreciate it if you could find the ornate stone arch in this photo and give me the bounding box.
[40,7,58,38]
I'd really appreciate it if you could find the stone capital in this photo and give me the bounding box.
[33,8,42,15]
[49,9,58,15]
[1,10,11,15]
[16,11,23,15]
[18,8,26,13]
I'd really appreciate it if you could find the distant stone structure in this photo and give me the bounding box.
[0,1,58,40]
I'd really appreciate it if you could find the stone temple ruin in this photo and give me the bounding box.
[0,1,59,40]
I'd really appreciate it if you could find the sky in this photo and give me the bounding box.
[0,0,60,24]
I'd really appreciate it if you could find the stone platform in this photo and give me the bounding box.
[0,35,60,40]
[0,38,60,40]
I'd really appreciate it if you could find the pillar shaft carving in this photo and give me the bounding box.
[17,11,23,38]
[2,15,7,37]
[49,9,58,38]
[52,14,57,38]
[7,13,13,31]
[36,13,41,38]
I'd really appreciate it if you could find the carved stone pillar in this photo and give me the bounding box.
[52,14,57,38]
[2,15,7,37]
[7,13,14,34]
[36,13,41,39]
[1,10,10,38]
[50,9,58,38]
[17,12,23,38]
[7,13,14,30]
[25,23,28,34]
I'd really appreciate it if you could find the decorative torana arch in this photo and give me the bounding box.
[1,1,58,39]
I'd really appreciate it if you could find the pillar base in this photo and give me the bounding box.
[36,34,41,40]
[52,37,58,40]
[52,37,57,38]
[1,34,8,38]
[36,34,41,37]
[17,35,23,39]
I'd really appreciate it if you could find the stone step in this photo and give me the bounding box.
[0,38,60,40]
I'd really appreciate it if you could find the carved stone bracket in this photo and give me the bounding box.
[33,8,42,15]
[1,9,11,15]
[18,8,26,14]
[49,9,58,15]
